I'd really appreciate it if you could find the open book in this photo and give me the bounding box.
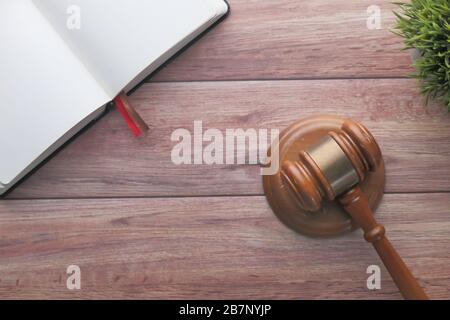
[0,0,229,195]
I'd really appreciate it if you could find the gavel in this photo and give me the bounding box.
[266,117,428,300]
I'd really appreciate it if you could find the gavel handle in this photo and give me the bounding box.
[339,187,428,300]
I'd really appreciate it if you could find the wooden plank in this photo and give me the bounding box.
[152,0,413,82]
[7,79,450,199]
[0,194,448,299]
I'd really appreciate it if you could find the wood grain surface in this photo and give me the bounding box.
[0,194,449,299]
[8,79,450,199]
[152,0,413,81]
[1,0,449,300]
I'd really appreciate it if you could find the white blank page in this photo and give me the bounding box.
[0,0,110,185]
[34,0,228,97]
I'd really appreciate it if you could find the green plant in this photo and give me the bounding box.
[393,0,450,109]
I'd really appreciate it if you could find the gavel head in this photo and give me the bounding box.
[281,120,382,212]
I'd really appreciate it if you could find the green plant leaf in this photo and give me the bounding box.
[393,0,450,110]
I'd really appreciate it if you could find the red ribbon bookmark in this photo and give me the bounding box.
[114,93,149,137]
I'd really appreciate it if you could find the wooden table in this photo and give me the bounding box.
[1,0,449,299]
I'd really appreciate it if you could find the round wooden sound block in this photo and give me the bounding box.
[263,115,385,237]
